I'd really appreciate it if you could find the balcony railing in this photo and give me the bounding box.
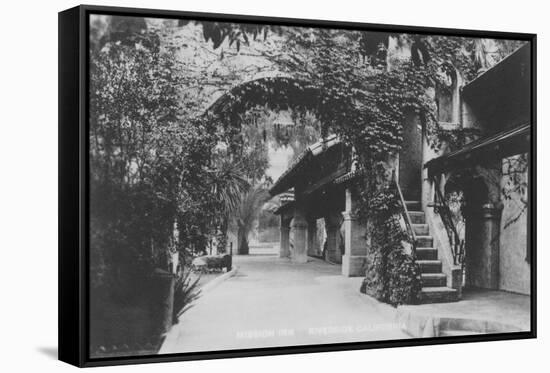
[430,177,465,266]
[391,170,417,256]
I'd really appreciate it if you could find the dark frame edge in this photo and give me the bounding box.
[77,4,536,40]
[529,33,537,338]
[59,5,86,368]
[82,332,536,368]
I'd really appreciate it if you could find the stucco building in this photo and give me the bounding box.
[269,43,531,302]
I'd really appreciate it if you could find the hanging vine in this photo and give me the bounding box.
[211,30,522,304]
[194,28,524,305]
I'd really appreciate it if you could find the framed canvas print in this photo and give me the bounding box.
[58,5,536,367]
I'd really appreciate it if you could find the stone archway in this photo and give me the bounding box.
[203,75,324,256]
[205,75,321,121]
[445,165,502,290]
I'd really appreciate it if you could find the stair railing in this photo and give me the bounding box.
[430,177,465,266]
[391,170,417,256]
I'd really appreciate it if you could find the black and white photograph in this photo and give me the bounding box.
[82,10,533,361]
[3,0,550,371]
[4,0,550,370]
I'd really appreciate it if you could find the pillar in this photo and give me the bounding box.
[342,188,368,277]
[324,212,342,264]
[307,218,320,256]
[290,208,308,263]
[481,203,502,289]
[279,216,291,258]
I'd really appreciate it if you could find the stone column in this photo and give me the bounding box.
[481,203,502,289]
[342,188,368,277]
[279,216,291,258]
[307,218,319,257]
[290,208,308,263]
[324,212,342,264]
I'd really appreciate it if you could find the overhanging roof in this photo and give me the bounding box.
[269,135,341,196]
[425,123,531,177]
[334,169,363,185]
[462,43,530,99]
[460,44,531,133]
[273,200,295,215]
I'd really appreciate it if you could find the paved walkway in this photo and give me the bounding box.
[397,288,531,336]
[160,255,409,354]
[248,242,279,255]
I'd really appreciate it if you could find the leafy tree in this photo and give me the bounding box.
[89,28,223,289]
[206,157,250,253]
[233,185,271,254]
[90,16,527,306]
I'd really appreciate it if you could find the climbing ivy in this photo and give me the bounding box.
[263,31,522,305]
[201,29,525,305]
[358,184,422,305]
[187,27,524,305]
[428,126,482,152]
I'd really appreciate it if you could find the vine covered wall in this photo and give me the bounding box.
[91,15,527,308]
[200,29,524,305]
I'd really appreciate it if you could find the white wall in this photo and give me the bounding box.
[499,155,530,294]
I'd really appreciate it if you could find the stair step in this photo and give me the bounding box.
[416,247,438,260]
[420,287,459,303]
[417,260,442,273]
[409,211,425,224]
[416,235,433,247]
[412,224,429,235]
[421,273,447,287]
[405,201,421,210]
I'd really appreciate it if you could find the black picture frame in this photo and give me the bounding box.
[59,4,537,367]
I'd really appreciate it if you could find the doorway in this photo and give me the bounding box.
[399,114,423,201]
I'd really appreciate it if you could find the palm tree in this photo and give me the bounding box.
[234,185,271,255]
[207,158,250,252]
[208,158,250,216]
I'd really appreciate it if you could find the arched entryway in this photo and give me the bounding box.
[202,75,329,257]
[444,167,502,290]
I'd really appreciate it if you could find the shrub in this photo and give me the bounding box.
[172,271,202,324]
[359,188,422,306]
[361,240,421,306]
[386,248,422,305]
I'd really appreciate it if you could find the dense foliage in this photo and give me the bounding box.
[359,186,422,305]
[88,25,259,352]
[264,31,522,304]
[89,33,221,290]
[206,29,438,304]
[194,27,523,304]
[90,15,526,315]
[172,271,201,324]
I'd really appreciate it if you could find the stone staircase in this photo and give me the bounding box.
[406,201,458,304]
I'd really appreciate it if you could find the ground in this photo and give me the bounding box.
[160,254,409,354]
[190,271,220,289]
[397,287,531,337]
